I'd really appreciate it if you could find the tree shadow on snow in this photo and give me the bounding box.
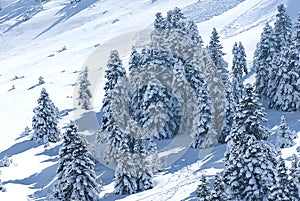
[0,139,39,158]
[160,143,226,175]
[0,0,50,32]
[34,0,98,39]
[75,110,102,133]
[2,145,60,199]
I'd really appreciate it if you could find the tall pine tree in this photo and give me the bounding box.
[269,44,300,111]
[269,157,299,201]
[231,42,248,106]
[210,173,227,201]
[32,88,60,145]
[97,50,126,143]
[294,12,300,50]
[196,175,210,201]
[273,4,292,54]
[276,115,297,148]
[254,23,276,98]
[53,121,101,201]
[208,27,234,143]
[78,66,92,110]
[224,84,276,200]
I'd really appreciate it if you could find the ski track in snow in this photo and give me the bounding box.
[0,0,299,200]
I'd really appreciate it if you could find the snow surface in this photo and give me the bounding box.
[0,0,299,200]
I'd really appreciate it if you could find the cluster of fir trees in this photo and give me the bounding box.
[98,50,157,195]
[254,4,300,111]
[207,27,248,142]
[31,67,92,146]
[197,84,300,200]
[97,7,252,195]
[97,8,217,195]
[30,69,100,200]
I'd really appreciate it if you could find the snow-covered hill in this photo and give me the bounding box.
[0,0,299,200]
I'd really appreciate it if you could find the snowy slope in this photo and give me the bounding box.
[0,0,299,200]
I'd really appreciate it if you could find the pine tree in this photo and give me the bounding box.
[269,44,300,111]
[97,50,126,143]
[232,84,269,140]
[290,155,300,192]
[273,4,292,53]
[129,47,141,72]
[208,27,234,143]
[133,131,153,191]
[294,13,300,50]
[78,66,92,110]
[196,175,210,201]
[53,121,101,201]
[238,42,248,74]
[276,116,297,148]
[254,23,276,98]
[208,28,227,73]
[210,173,226,201]
[32,88,60,145]
[104,77,131,165]
[232,42,247,106]
[114,125,138,195]
[38,76,45,85]
[224,84,276,200]
[129,49,181,140]
[269,157,299,201]
[154,12,166,29]
[184,64,211,148]
[155,7,203,46]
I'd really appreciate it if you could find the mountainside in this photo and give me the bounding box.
[0,0,299,200]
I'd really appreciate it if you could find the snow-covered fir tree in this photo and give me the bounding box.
[136,8,211,146]
[273,4,293,53]
[129,49,181,140]
[238,42,248,74]
[208,27,234,143]
[196,175,210,201]
[224,84,276,200]
[155,7,203,46]
[208,28,226,69]
[254,23,276,98]
[154,12,166,29]
[269,44,300,111]
[53,121,101,201]
[114,126,138,195]
[23,126,31,136]
[104,77,131,165]
[97,50,126,143]
[231,84,269,140]
[269,157,299,201]
[132,131,154,191]
[32,88,60,145]
[224,132,277,200]
[290,155,300,192]
[231,42,248,106]
[38,76,45,85]
[128,47,141,72]
[210,173,227,201]
[130,84,181,140]
[276,115,297,148]
[294,12,300,50]
[266,5,293,107]
[78,66,92,110]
